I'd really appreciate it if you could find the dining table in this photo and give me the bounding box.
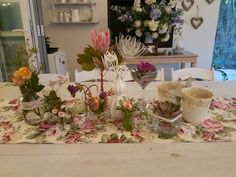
[0,80,236,177]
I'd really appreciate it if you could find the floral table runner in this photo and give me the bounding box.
[0,97,235,144]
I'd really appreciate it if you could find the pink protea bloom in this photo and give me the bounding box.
[91,29,110,53]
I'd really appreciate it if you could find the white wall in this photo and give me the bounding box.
[41,0,108,80]
[179,0,220,68]
[42,0,220,80]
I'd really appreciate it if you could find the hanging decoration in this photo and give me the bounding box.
[191,5,204,29]
[206,0,215,4]
[181,0,194,11]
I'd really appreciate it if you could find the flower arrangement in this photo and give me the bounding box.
[111,0,184,42]
[117,96,141,131]
[131,61,157,89]
[12,66,44,101]
[12,47,44,125]
[77,29,123,93]
[67,83,111,120]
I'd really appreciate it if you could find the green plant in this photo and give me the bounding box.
[153,101,181,119]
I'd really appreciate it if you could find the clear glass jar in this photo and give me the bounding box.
[21,93,44,125]
[152,113,182,138]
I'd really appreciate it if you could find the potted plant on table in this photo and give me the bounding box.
[152,100,182,138]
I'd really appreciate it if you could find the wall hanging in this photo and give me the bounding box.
[181,0,194,11]
[191,5,204,29]
[206,0,215,4]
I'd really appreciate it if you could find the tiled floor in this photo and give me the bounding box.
[215,69,236,80]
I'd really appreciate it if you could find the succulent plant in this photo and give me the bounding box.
[153,101,181,119]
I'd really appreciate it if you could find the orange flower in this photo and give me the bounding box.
[123,100,132,111]
[18,67,32,80]
[12,71,25,86]
[88,97,100,112]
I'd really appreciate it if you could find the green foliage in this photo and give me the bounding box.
[77,45,101,71]
[30,72,44,93]
[44,90,62,111]
[15,46,37,69]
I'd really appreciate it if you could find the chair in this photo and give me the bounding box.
[75,69,101,82]
[171,68,215,81]
[38,73,69,85]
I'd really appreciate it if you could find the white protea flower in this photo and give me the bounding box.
[159,23,169,34]
[152,32,159,39]
[145,0,156,5]
[135,29,143,37]
[161,33,170,42]
[116,34,147,58]
[134,20,142,28]
[148,20,159,32]
[102,51,119,70]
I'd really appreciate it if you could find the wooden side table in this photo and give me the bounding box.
[125,50,198,69]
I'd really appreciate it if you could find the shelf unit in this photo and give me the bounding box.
[51,1,98,24]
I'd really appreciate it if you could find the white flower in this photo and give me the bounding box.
[133,0,142,12]
[143,20,149,27]
[145,0,156,5]
[134,20,142,28]
[168,0,177,8]
[135,29,143,37]
[148,20,159,32]
[152,32,159,39]
[102,51,119,70]
[161,33,170,42]
[159,23,169,34]
[165,6,172,13]
[52,108,58,115]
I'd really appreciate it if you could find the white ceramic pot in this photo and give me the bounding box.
[158,81,181,104]
[181,87,213,125]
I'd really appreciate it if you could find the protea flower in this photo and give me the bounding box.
[91,29,110,54]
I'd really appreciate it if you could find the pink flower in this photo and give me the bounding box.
[137,61,156,73]
[39,121,54,132]
[65,133,81,144]
[202,119,224,132]
[123,99,133,111]
[91,29,110,53]
[58,111,65,118]
[211,100,233,110]
[202,131,216,142]
[0,121,13,131]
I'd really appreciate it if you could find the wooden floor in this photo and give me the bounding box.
[0,143,236,177]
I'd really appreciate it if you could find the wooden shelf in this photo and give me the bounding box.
[53,2,96,5]
[0,31,24,37]
[50,21,99,24]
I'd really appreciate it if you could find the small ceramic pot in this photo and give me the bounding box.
[181,87,213,125]
[158,82,181,105]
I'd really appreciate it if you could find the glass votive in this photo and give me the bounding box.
[152,113,182,138]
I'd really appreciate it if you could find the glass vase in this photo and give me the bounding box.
[122,112,134,131]
[152,113,182,138]
[110,71,126,119]
[21,92,43,125]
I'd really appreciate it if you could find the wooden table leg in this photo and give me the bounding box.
[181,63,186,69]
[191,62,196,68]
